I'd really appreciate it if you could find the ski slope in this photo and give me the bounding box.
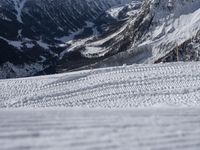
[1,62,200,149]
[1,108,200,150]
[1,62,200,108]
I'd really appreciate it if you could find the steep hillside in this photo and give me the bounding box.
[0,0,133,78]
[64,0,200,69]
[0,0,200,78]
[1,62,200,108]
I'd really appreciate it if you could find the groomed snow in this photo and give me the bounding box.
[1,62,200,108]
[1,108,200,150]
[1,62,200,149]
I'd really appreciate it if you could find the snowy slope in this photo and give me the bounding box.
[1,62,200,108]
[63,0,200,67]
[1,0,200,79]
[140,0,200,62]
[1,62,200,149]
[1,108,200,150]
[0,0,134,79]
[118,0,200,63]
[61,0,142,59]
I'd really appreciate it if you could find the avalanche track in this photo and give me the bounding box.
[1,62,200,149]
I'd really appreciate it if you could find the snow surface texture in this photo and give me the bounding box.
[1,108,200,150]
[1,62,200,108]
[1,62,200,149]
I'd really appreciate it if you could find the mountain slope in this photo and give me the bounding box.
[1,62,200,108]
[1,108,200,150]
[1,62,200,150]
[0,0,200,78]
[64,0,200,69]
[0,0,134,78]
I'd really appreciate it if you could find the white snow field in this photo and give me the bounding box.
[1,62,200,108]
[1,108,200,150]
[1,62,200,149]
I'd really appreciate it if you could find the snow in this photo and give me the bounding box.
[0,36,23,49]
[25,43,34,48]
[59,0,200,60]
[13,0,27,23]
[58,21,102,59]
[1,0,200,148]
[1,108,200,150]
[81,24,128,57]
[138,0,200,62]
[56,21,94,44]
[107,6,124,19]
[59,37,91,59]
[36,40,49,50]
[36,40,58,57]
[84,46,103,57]
[88,24,127,46]
[1,62,200,108]
[56,29,83,43]
[58,0,142,59]
[55,0,142,59]
[1,62,200,149]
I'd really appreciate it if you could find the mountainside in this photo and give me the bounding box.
[1,62,200,108]
[0,0,134,78]
[2,1,200,148]
[0,0,200,78]
[1,108,200,150]
[65,0,200,69]
[1,61,200,149]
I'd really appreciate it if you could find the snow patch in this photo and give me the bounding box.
[13,0,27,23]
[107,6,124,19]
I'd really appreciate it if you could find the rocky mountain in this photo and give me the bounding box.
[0,0,200,78]
[0,0,134,78]
[63,0,200,70]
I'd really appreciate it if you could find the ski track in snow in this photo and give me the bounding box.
[1,108,200,150]
[1,62,200,149]
[1,62,200,108]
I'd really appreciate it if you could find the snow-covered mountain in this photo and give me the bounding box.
[1,1,200,148]
[0,0,134,78]
[63,0,200,70]
[0,0,200,78]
